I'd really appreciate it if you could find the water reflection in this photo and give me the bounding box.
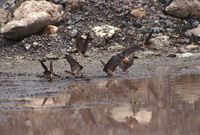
[0,74,200,135]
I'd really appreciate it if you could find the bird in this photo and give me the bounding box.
[39,59,54,81]
[119,54,134,72]
[75,32,91,57]
[101,53,129,77]
[64,54,83,76]
[143,29,154,48]
[119,45,144,72]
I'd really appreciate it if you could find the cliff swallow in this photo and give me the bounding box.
[65,54,83,76]
[119,45,143,72]
[41,97,56,106]
[143,29,154,48]
[39,59,54,81]
[119,54,134,72]
[101,53,128,77]
[75,32,91,57]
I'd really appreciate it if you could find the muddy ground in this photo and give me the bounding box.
[1,0,200,135]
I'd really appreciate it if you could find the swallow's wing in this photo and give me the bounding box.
[104,55,121,72]
[39,59,49,73]
[65,54,82,71]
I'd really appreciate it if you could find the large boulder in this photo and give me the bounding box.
[165,0,200,20]
[0,0,63,40]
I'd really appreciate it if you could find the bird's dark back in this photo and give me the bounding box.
[103,55,121,72]
[65,54,82,71]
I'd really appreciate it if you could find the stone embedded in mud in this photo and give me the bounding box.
[91,24,120,46]
[185,24,200,37]
[0,8,11,26]
[43,25,58,35]
[151,35,171,48]
[24,43,31,50]
[177,52,195,58]
[186,44,199,50]
[165,0,200,20]
[130,7,146,18]
[0,0,63,41]
[91,25,120,38]
[108,43,125,52]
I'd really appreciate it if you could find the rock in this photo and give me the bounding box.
[68,29,78,38]
[91,24,120,38]
[185,24,200,37]
[130,7,146,18]
[165,0,200,20]
[24,43,31,50]
[43,25,58,35]
[186,19,200,28]
[186,44,199,50]
[142,50,156,56]
[0,0,63,41]
[0,8,11,26]
[108,43,125,52]
[177,52,196,58]
[91,24,120,46]
[151,35,171,48]
[45,53,59,60]
[138,50,162,58]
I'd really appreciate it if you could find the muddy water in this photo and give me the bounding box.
[0,74,200,135]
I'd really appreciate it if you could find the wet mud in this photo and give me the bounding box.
[0,74,200,135]
[0,56,200,135]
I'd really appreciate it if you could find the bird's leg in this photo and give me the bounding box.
[41,97,48,106]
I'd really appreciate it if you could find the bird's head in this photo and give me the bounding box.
[121,56,130,64]
[117,53,130,63]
